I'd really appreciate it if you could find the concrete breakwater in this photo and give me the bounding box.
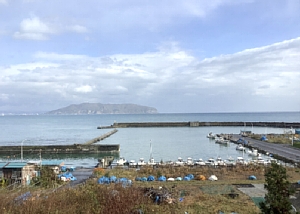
[0,129,120,158]
[98,121,300,129]
[84,129,118,145]
[0,144,120,156]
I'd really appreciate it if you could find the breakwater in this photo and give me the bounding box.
[84,129,118,145]
[98,121,300,129]
[0,144,120,155]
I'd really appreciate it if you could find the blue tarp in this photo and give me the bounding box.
[98,176,110,184]
[249,175,257,180]
[260,136,268,141]
[175,177,182,181]
[186,174,194,180]
[110,176,117,183]
[147,175,155,181]
[157,176,166,181]
[183,176,191,181]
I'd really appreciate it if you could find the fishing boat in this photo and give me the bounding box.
[216,157,226,166]
[236,156,247,165]
[247,148,258,157]
[225,156,236,166]
[236,144,246,151]
[207,132,216,139]
[186,157,194,166]
[194,158,206,166]
[137,158,146,166]
[175,157,185,166]
[129,160,137,167]
[205,158,217,166]
[215,137,230,145]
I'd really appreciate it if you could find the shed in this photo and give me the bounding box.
[3,162,27,184]
[0,162,9,179]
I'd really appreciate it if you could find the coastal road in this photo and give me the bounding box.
[231,134,300,164]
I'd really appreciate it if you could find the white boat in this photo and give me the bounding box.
[137,158,146,166]
[225,156,236,166]
[207,132,216,139]
[194,158,206,166]
[256,156,266,165]
[175,157,185,166]
[148,157,156,166]
[129,160,137,167]
[247,148,258,157]
[216,157,226,166]
[236,144,246,151]
[186,157,194,166]
[236,156,247,165]
[117,157,127,166]
[205,158,217,166]
[215,137,230,145]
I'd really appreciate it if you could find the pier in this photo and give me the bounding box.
[230,134,300,164]
[98,121,300,129]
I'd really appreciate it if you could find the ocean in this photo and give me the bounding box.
[0,112,299,167]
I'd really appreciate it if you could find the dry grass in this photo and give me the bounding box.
[1,165,299,214]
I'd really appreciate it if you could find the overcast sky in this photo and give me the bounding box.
[0,0,300,113]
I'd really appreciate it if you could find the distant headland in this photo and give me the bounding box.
[45,103,158,115]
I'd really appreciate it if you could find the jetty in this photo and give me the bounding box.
[84,129,118,145]
[98,121,300,129]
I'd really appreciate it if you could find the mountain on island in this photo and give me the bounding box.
[45,103,158,115]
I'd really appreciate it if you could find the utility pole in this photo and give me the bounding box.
[21,139,27,162]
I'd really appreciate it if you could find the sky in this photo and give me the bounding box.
[0,0,300,113]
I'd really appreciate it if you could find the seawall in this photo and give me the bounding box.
[98,121,300,129]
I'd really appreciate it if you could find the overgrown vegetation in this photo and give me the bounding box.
[0,165,299,214]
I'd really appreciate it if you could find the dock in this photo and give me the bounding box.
[98,121,300,129]
[230,134,300,164]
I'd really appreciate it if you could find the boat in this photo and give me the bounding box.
[175,157,185,166]
[236,156,247,165]
[186,157,194,166]
[207,132,216,139]
[194,158,206,166]
[225,156,236,166]
[129,160,137,167]
[215,137,230,145]
[147,158,156,166]
[236,144,246,151]
[116,157,128,166]
[137,158,146,166]
[216,157,226,166]
[247,148,258,157]
[205,158,217,166]
[257,156,266,165]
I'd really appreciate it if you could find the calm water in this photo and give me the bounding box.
[0,112,299,167]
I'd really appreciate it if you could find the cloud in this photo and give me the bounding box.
[74,85,94,93]
[13,16,56,40]
[67,25,88,33]
[1,37,300,112]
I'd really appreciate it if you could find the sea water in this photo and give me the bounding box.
[0,112,299,167]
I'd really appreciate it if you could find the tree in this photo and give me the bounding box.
[260,162,294,214]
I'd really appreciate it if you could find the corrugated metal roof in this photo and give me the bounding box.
[4,162,27,168]
[0,162,8,168]
[41,160,63,166]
